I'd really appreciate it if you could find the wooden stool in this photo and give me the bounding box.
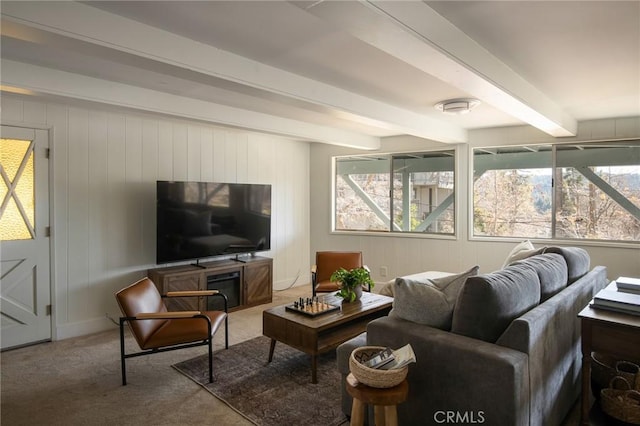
[346,373,408,426]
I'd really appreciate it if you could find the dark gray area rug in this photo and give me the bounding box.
[172,336,348,426]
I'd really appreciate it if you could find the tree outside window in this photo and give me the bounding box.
[335,150,455,235]
[473,142,640,242]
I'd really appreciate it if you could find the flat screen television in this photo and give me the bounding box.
[156,181,271,264]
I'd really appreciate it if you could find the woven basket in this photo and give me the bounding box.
[349,346,408,389]
[617,361,640,392]
[592,353,640,397]
[601,376,640,425]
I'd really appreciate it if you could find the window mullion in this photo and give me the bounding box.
[402,167,411,231]
[551,145,557,239]
[389,155,394,232]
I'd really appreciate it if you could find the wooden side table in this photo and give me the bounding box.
[346,373,408,426]
[578,301,640,425]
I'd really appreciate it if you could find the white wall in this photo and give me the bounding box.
[310,118,640,285]
[3,90,638,342]
[1,94,310,340]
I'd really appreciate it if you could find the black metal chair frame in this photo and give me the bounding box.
[118,292,228,386]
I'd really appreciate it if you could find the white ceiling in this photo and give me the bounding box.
[1,1,638,148]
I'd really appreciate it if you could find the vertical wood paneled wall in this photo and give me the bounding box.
[1,94,310,339]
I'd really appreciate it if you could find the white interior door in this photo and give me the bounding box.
[0,125,51,350]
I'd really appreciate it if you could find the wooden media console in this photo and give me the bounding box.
[149,256,272,312]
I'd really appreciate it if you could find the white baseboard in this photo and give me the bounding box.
[55,316,117,340]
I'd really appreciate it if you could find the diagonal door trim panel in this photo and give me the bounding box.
[0,1,466,144]
[0,257,38,322]
[296,0,577,138]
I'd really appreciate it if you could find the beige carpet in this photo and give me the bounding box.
[1,285,310,426]
[1,282,590,426]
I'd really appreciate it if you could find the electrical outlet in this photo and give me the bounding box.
[380,266,388,277]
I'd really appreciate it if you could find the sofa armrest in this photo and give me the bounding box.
[367,316,530,426]
[495,265,608,426]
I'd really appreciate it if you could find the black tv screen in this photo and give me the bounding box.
[156,181,271,264]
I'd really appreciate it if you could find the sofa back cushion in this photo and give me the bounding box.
[451,266,541,343]
[511,253,568,301]
[544,247,590,283]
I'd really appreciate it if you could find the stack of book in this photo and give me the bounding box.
[616,276,640,294]
[591,277,640,316]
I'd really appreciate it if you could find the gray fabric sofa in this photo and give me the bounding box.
[337,247,608,426]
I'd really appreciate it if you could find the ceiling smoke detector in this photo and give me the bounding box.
[435,98,481,115]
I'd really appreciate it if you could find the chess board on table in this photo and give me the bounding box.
[285,297,341,317]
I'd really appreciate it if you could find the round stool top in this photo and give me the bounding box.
[346,373,408,406]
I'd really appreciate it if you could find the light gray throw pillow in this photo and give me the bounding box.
[378,279,396,297]
[501,240,547,268]
[389,265,479,330]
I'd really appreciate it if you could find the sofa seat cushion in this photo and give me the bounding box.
[452,266,541,343]
[545,246,590,283]
[512,253,568,301]
[389,266,479,329]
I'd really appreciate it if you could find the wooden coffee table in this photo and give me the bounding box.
[263,292,393,383]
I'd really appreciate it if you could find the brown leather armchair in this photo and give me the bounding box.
[115,277,228,385]
[311,251,369,297]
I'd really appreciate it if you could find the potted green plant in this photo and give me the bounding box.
[330,267,375,302]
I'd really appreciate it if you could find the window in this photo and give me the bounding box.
[555,143,640,241]
[473,141,640,242]
[0,138,35,241]
[334,150,455,235]
[474,145,552,238]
